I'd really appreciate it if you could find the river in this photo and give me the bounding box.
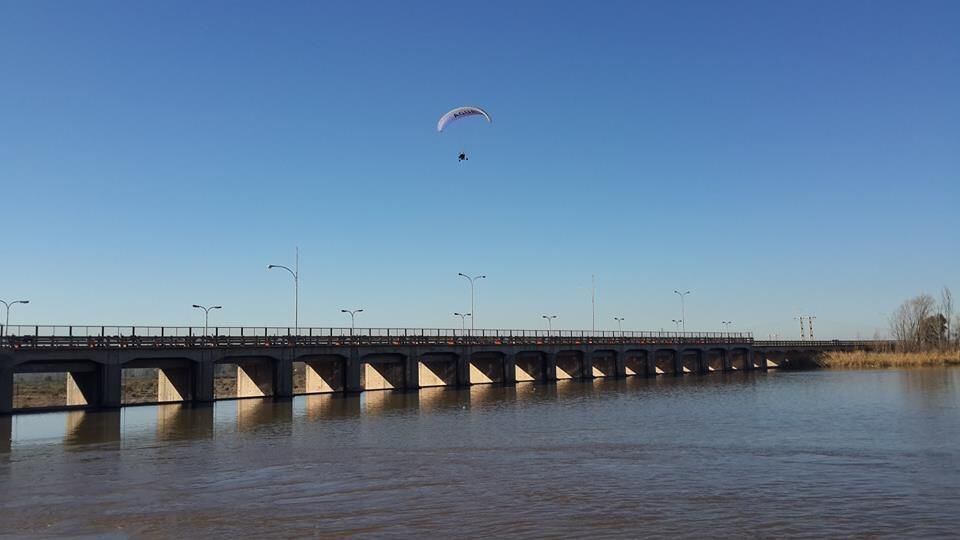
[2,369,959,537]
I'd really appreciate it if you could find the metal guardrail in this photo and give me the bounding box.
[753,340,895,348]
[0,325,755,350]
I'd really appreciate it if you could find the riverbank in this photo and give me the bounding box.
[818,350,960,369]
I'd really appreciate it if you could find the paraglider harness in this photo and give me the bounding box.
[458,152,468,162]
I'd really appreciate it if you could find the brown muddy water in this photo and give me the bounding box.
[1,369,959,538]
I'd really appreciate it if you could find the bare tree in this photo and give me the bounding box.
[941,286,954,347]
[889,294,937,351]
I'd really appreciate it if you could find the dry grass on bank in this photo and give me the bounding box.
[820,350,960,369]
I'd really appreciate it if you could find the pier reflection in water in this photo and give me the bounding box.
[2,370,960,537]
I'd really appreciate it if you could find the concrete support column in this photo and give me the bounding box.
[638,351,653,377]
[544,353,558,381]
[581,351,595,380]
[456,351,471,387]
[698,352,709,374]
[0,366,13,415]
[101,364,122,408]
[405,354,420,390]
[614,352,626,378]
[273,355,293,398]
[723,350,732,372]
[673,350,683,376]
[503,353,517,385]
[345,348,362,392]
[747,349,757,371]
[192,360,215,402]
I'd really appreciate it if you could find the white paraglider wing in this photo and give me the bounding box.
[437,106,492,132]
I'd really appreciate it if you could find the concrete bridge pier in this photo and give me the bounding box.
[404,354,420,390]
[544,352,558,381]
[455,351,470,387]
[0,366,12,415]
[345,348,362,392]
[503,353,517,385]
[581,351,595,380]
[614,351,627,378]
[274,353,294,398]
[192,359,215,402]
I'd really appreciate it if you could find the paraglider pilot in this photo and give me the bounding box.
[458,152,468,162]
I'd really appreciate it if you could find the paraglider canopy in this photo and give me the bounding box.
[437,106,492,132]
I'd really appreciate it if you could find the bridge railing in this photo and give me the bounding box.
[754,339,896,349]
[0,325,754,350]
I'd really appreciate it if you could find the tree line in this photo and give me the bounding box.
[889,287,956,351]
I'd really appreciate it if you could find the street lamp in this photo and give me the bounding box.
[1,299,29,335]
[673,290,691,331]
[340,309,363,331]
[671,319,683,332]
[613,316,625,336]
[192,304,222,337]
[722,321,733,331]
[542,314,557,332]
[453,312,472,333]
[458,273,486,334]
[268,247,300,333]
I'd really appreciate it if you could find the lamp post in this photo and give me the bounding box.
[542,314,557,332]
[454,312,471,333]
[722,321,733,331]
[268,247,299,333]
[613,316,625,336]
[340,309,363,332]
[671,319,683,332]
[191,304,222,337]
[673,290,691,331]
[1,299,29,335]
[458,273,486,334]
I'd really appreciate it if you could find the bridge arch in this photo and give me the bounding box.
[418,352,459,388]
[654,349,677,375]
[589,349,618,378]
[679,349,703,374]
[361,352,407,391]
[729,348,750,370]
[122,357,198,404]
[295,353,347,394]
[705,348,726,372]
[514,351,548,383]
[469,351,506,385]
[215,355,279,399]
[556,350,585,380]
[10,358,104,410]
[623,349,650,377]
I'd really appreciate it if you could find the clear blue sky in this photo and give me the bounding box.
[1,1,958,338]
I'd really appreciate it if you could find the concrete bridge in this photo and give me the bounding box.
[0,325,889,414]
